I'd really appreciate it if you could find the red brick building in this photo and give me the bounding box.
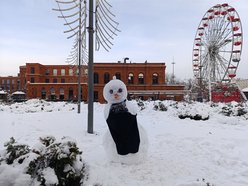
[0,76,21,94]
[0,62,185,102]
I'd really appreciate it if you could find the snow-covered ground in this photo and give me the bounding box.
[1,99,248,186]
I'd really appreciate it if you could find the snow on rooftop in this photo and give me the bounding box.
[242,87,248,92]
[0,90,7,94]
[12,91,25,95]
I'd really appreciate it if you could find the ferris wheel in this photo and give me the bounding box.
[192,3,243,84]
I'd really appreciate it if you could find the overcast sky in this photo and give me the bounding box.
[0,0,247,80]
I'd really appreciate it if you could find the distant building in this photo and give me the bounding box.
[234,79,248,100]
[0,62,185,103]
[0,90,7,101]
[235,79,248,90]
[0,76,21,93]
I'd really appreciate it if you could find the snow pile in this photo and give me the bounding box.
[0,99,76,113]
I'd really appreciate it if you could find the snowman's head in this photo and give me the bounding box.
[103,76,127,104]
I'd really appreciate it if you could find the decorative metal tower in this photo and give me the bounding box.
[53,0,120,133]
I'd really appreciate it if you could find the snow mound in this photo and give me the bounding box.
[0,99,76,113]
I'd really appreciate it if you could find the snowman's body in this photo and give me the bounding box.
[103,77,148,164]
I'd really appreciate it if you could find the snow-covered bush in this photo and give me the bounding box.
[137,99,146,110]
[0,136,88,186]
[2,137,30,165]
[177,102,210,121]
[178,178,215,186]
[153,101,167,111]
[178,113,209,121]
[220,106,233,116]
[196,178,215,186]
[219,102,248,117]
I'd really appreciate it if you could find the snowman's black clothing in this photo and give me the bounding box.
[106,100,140,155]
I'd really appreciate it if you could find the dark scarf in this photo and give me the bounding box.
[109,100,128,113]
[106,100,140,155]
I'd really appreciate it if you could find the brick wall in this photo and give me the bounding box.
[0,62,185,103]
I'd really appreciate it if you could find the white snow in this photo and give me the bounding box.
[242,87,248,92]
[0,90,7,94]
[12,91,25,95]
[1,99,248,186]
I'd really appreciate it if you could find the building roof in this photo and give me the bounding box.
[235,79,248,89]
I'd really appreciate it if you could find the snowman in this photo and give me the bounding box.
[103,76,148,164]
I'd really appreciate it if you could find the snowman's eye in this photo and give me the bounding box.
[109,89,113,94]
[118,88,123,93]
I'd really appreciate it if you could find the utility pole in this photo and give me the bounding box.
[87,0,94,133]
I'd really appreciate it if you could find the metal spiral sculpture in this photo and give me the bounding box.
[95,0,120,51]
[53,0,120,133]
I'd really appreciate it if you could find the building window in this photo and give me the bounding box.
[61,69,65,76]
[69,69,73,76]
[45,79,50,83]
[59,87,64,95]
[138,73,144,84]
[104,73,110,84]
[128,73,134,84]
[31,67,35,74]
[50,87,56,100]
[50,87,55,94]
[94,91,98,102]
[115,72,121,80]
[59,88,64,100]
[68,87,74,100]
[152,73,158,84]
[45,69,49,75]
[12,80,15,84]
[41,88,46,99]
[31,77,35,83]
[53,69,57,76]
[17,79,20,90]
[53,79,57,83]
[7,79,10,84]
[61,79,65,83]
[94,73,99,84]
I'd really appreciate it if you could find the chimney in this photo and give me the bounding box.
[124,57,129,63]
